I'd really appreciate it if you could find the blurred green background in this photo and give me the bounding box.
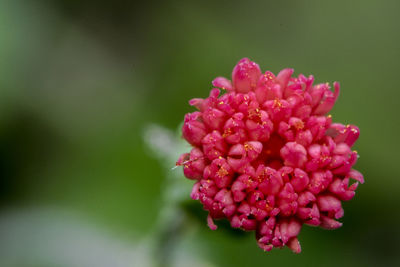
[0,0,399,266]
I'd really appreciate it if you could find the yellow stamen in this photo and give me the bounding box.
[222,128,232,137]
[217,167,229,177]
[294,121,304,130]
[244,143,253,151]
[273,98,282,109]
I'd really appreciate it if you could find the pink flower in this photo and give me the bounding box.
[176,58,364,253]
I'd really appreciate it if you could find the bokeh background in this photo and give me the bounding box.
[1,0,400,266]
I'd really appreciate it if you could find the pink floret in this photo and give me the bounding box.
[177,58,363,253]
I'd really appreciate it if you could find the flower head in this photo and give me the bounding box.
[177,58,364,253]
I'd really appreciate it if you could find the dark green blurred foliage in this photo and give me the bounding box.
[0,0,400,266]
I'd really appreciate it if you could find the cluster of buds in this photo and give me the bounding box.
[177,58,363,253]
